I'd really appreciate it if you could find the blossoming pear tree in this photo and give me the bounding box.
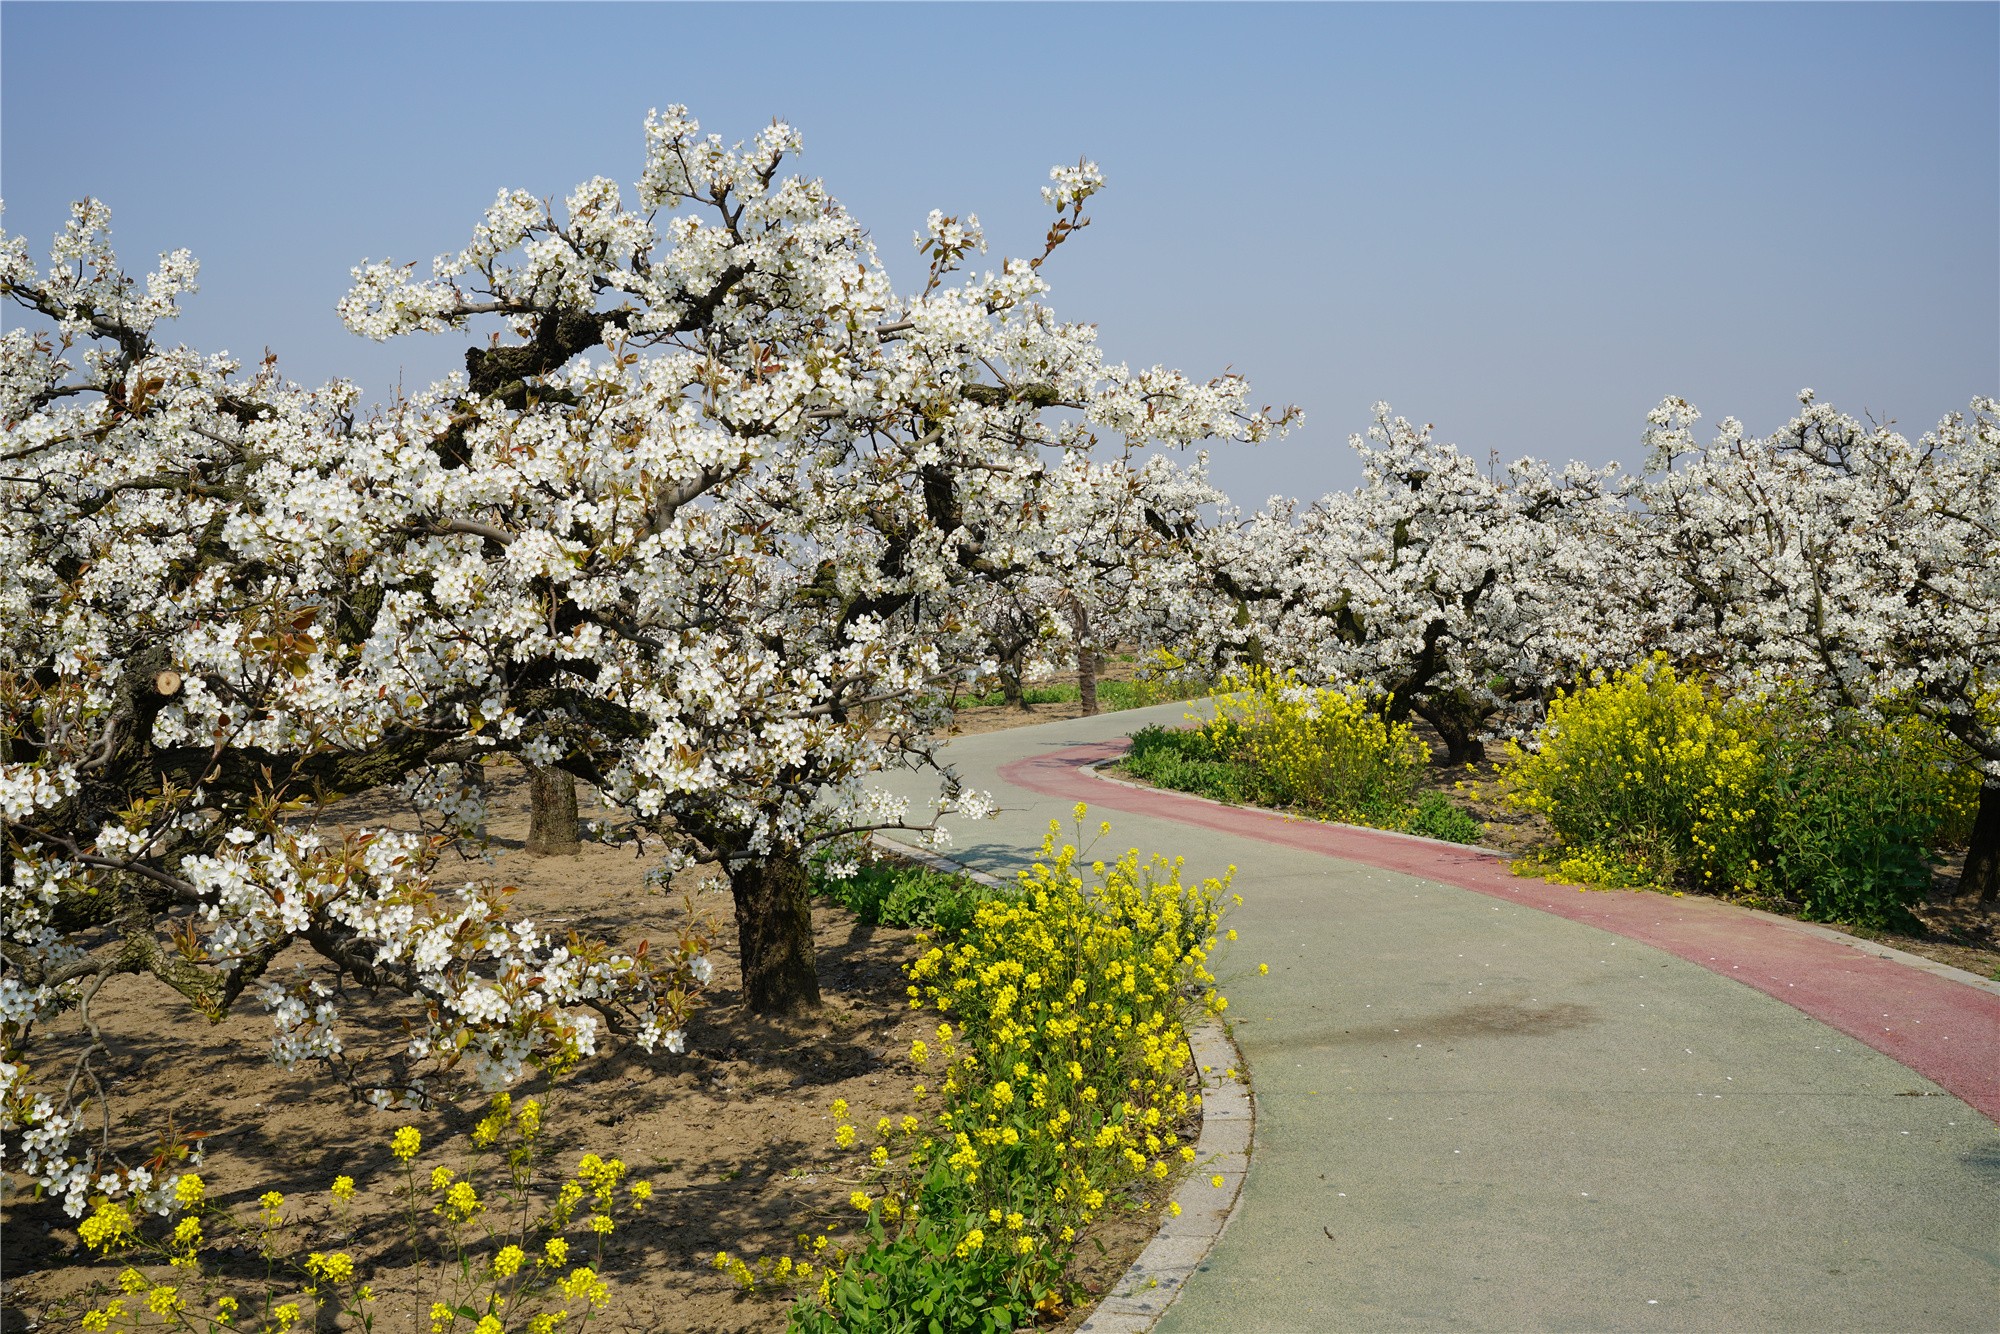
[1639,391,2000,902]
[0,203,710,1218]
[1,105,1289,1215]
[329,108,1292,1015]
[971,451,1231,716]
[1192,405,1630,760]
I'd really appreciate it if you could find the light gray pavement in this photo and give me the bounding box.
[868,703,2000,1333]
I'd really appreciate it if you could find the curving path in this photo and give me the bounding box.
[867,703,2000,1333]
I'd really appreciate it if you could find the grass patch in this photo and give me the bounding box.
[1119,714,1485,846]
[961,676,1210,712]
[810,860,1012,937]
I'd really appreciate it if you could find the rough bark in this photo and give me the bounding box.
[1067,595,1099,717]
[1409,688,1490,767]
[1077,645,1100,716]
[1958,780,2000,906]
[525,765,581,857]
[1000,658,1027,711]
[729,852,822,1015]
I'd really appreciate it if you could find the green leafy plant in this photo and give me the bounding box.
[1120,725,1258,805]
[810,862,1010,937]
[1499,659,1980,928]
[782,813,1236,1331]
[1402,791,1485,845]
[1756,700,1978,928]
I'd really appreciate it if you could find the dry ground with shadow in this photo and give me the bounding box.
[3,762,1181,1333]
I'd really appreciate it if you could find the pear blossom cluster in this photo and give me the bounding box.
[2,109,1292,1214]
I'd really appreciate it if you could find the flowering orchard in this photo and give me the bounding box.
[1195,405,1629,762]
[2,91,1991,1329]
[1188,394,1999,902]
[1,107,1291,1225]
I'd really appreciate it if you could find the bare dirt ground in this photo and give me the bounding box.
[3,763,1172,1333]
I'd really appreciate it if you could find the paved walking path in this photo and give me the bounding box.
[868,703,2000,1333]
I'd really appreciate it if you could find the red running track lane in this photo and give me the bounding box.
[999,739,2000,1124]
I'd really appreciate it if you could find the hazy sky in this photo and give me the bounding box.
[4,2,1994,504]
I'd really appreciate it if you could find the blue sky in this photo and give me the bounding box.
[4,2,1994,503]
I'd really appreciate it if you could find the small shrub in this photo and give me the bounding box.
[1402,791,1484,845]
[812,861,899,923]
[1499,656,1764,890]
[1121,672,1429,825]
[811,862,1005,937]
[1122,703,1483,844]
[1120,726,1258,804]
[1758,700,1979,928]
[1210,669,1428,821]
[1500,659,1980,928]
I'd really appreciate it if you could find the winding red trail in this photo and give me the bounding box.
[999,739,2000,1124]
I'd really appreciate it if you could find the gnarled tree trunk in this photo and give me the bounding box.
[1000,654,1028,711]
[1067,594,1099,717]
[1412,690,1489,767]
[525,765,580,856]
[1959,781,1999,906]
[730,852,822,1014]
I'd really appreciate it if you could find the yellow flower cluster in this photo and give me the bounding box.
[78,1199,137,1254]
[788,815,1229,1318]
[76,1096,653,1334]
[711,1249,758,1291]
[1210,667,1427,821]
[1501,656,1764,890]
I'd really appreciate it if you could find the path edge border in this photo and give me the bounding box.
[1088,759,2000,1000]
[870,835,1257,1334]
[1089,759,1516,860]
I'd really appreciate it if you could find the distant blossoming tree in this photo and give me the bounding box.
[1192,406,1628,760]
[1639,391,2000,902]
